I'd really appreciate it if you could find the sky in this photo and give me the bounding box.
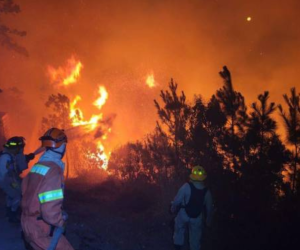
[0,0,299,153]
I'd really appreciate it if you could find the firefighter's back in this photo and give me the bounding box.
[21,161,73,250]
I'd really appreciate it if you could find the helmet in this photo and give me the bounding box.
[39,128,67,148]
[4,137,26,149]
[190,166,207,182]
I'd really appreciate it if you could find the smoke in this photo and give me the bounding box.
[0,0,299,149]
[0,87,34,142]
[94,114,116,139]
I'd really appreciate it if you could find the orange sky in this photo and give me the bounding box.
[0,0,299,153]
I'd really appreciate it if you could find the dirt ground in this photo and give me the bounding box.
[64,178,175,250]
[0,198,25,250]
[63,177,218,250]
[0,178,216,250]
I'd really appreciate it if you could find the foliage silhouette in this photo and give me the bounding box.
[106,66,299,250]
[278,88,300,194]
[0,0,28,56]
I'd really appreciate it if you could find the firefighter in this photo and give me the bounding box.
[171,166,213,250]
[0,136,35,223]
[21,128,74,250]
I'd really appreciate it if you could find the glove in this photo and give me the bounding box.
[25,153,35,163]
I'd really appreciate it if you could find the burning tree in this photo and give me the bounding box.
[43,56,112,176]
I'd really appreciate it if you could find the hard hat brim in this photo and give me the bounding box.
[190,174,207,182]
[41,140,64,148]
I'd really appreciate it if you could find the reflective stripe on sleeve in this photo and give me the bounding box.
[38,189,64,204]
[30,164,50,176]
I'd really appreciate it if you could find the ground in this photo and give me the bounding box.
[63,178,175,250]
[0,203,24,250]
[0,178,215,250]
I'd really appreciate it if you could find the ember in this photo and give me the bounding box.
[146,73,156,88]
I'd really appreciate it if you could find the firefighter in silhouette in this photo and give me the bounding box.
[21,128,74,250]
[171,166,213,250]
[0,137,35,223]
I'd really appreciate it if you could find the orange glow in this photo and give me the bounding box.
[146,73,156,88]
[47,56,83,87]
[5,1,297,175]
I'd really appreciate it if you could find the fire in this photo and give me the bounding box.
[93,86,108,109]
[146,73,156,88]
[47,56,111,171]
[69,95,83,123]
[86,142,110,170]
[69,95,103,130]
[96,141,110,170]
[69,85,110,170]
[47,56,83,87]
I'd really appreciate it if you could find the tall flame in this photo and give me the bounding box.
[47,56,111,171]
[93,86,109,109]
[47,56,83,87]
[69,85,110,170]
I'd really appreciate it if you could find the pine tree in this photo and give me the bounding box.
[246,91,277,157]
[216,66,247,169]
[154,79,191,178]
[278,88,300,194]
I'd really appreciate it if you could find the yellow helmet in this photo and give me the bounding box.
[190,166,207,182]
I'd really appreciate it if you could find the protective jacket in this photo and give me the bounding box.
[21,160,73,250]
[172,181,213,250]
[0,150,28,212]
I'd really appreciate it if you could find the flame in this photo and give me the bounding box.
[96,141,110,170]
[93,86,108,109]
[47,56,83,87]
[146,73,156,88]
[69,95,103,130]
[47,56,111,171]
[84,139,110,171]
[69,85,110,170]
